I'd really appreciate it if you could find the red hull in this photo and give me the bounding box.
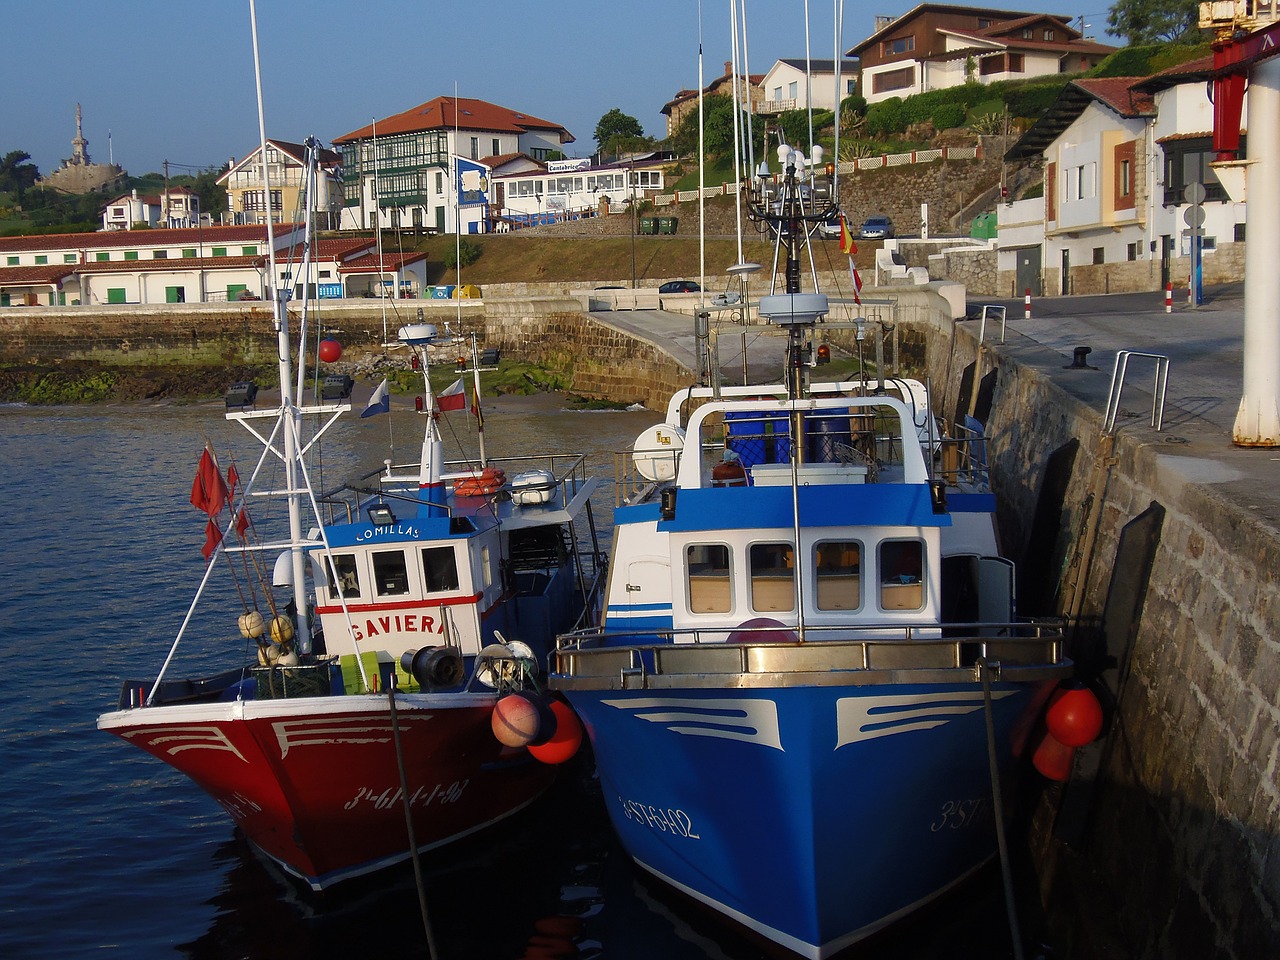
[100,694,554,889]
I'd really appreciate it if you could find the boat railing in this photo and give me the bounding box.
[316,452,595,524]
[556,619,1066,683]
[935,419,990,488]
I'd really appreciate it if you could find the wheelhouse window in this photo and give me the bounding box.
[750,542,795,612]
[327,553,361,598]
[687,543,732,613]
[879,540,924,610]
[372,550,410,596]
[815,541,862,611]
[421,546,460,593]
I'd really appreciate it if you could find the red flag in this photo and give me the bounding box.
[234,507,251,540]
[201,518,223,561]
[190,448,229,517]
[437,377,467,412]
[848,257,863,306]
[226,463,240,502]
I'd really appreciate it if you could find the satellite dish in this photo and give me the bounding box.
[632,424,685,482]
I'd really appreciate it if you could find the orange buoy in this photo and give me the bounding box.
[1031,731,1076,782]
[528,700,582,764]
[491,692,549,748]
[1045,682,1104,747]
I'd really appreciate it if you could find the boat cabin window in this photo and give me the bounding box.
[686,544,732,613]
[421,546,460,593]
[814,540,862,611]
[879,539,924,610]
[749,542,795,612]
[372,550,410,597]
[326,553,361,599]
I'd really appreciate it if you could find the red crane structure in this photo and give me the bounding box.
[1202,1,1280,445]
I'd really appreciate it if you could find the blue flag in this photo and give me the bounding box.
[361,378,389,418]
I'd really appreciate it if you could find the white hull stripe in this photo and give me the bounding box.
[835,690,1014,747]
[122,725,248,762]
[601,697,783,750]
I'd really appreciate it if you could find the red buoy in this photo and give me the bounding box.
[1031,731,1076,782]
[528,700,582,765]
[1045,682,1104,747]
[318,339,343,363]
[491,692,546,747]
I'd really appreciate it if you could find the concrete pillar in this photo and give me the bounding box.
[1234,55,1280,446]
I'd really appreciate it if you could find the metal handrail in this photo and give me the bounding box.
[1104,350,1170,434]
[978,304,1006,344]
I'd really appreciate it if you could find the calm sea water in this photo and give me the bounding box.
[0,398,1038,960]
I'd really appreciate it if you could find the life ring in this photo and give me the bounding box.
[454,467,506,497]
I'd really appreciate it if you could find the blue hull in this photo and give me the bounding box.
[565,681,1041,958]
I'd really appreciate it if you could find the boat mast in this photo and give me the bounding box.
[249,0,309,648]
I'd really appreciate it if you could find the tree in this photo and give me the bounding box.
[1106,0,1201,44]
[0,150,40,195]
[593,108,646,158]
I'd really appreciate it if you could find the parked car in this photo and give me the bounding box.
[818,216,843,240]
[658,280,700,294]
[859,215,894,240]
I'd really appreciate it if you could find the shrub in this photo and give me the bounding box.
[931,103,965,131]
[443,238,481,270]
[866,97,906,137]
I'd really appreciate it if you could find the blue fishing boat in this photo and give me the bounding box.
[550,133,1072,957]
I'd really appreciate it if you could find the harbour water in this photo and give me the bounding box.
[0,398,1038,960]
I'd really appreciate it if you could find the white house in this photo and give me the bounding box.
[101,187,201,231]
[492,155,670,227]
[218,139,344,229]
[850,5,1114,104]
[333,97,574,234]
[759,59,860,114]
[999,58,1246,296]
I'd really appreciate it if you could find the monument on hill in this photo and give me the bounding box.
[38,104,126,194]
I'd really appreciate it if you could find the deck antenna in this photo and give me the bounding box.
[729,0,745,264]
[697,3,706,321]
[804,0,814,154]
[248,0,308,651]
[833,0,844,199]
[372,115,389,347]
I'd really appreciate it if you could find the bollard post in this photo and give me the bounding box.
[1187,274,1192,306]
[1165,282,1172,314]
[1024,288,1031,320]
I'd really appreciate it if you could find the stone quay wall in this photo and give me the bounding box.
[924,321,1280,958]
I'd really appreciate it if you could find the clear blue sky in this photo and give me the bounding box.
[6,0,1115,179]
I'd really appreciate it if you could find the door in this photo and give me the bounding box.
[1014,247,1041,297]
[1160,235,1172,287]
[1060,248,1070,296]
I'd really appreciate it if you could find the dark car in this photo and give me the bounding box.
[658,280,700,294]
[859,215,894,240]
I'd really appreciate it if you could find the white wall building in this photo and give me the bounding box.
[492,156,669,227]
[760,59,860,113]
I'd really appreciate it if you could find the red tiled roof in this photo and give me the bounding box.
[276,238,376,261]
[0,224,292,254]
[334,97,572,145]
[1072,77,1155,117]
[337,251,425,274]
[73,256,263,274]
[1132,55,1216,93]
[0,265,77,286]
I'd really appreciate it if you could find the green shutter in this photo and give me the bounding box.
[35,255,47,264]
[124,251,139,261]
[107,288,127,304]
[212,247,227,257]
[64,253,77,263]
[241,245,257,256]
[227,284,247,300]
[182,248,197,258]
[165,286,186,303]
[96,252,110,262]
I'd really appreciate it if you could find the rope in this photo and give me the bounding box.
[979,656,1025,960]
[388,681,440,958]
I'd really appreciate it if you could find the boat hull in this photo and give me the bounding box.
[99,692,552,890]
[562,680,1046,959]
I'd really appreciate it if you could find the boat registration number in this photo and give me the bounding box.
[617,796,701,839]
[930,797,988,832]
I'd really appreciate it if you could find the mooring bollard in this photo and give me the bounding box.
[1024,288,1031,320]
[1165,282,1172,314]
